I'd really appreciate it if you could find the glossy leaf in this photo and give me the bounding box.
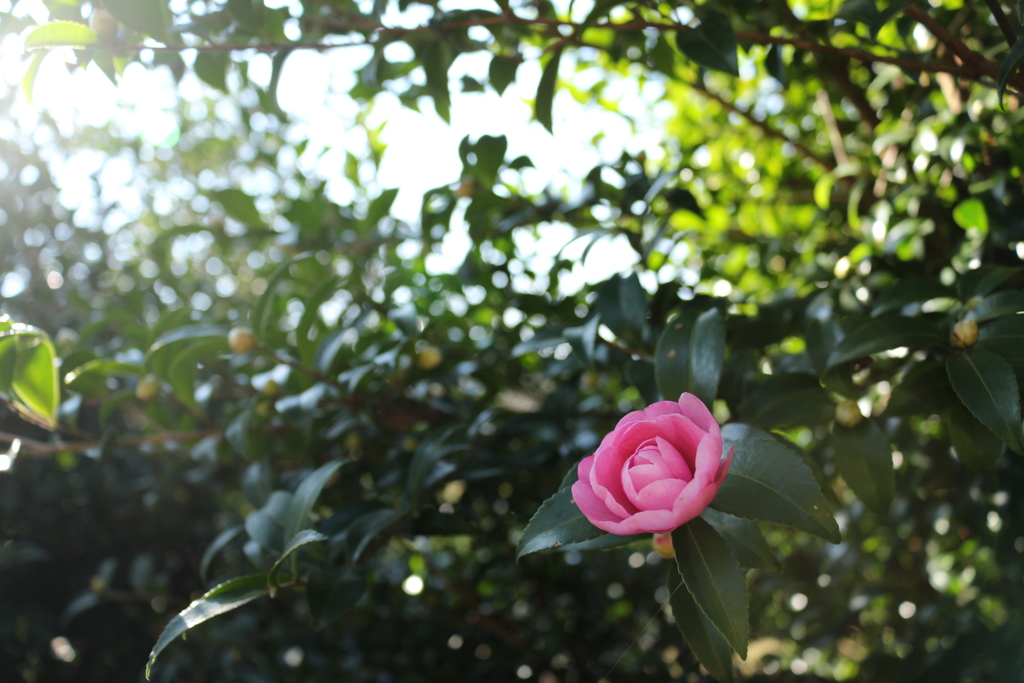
[947,350,1023,452]
[285,460,347,539]
[701,508,779,572]
[668,569,736,683]
[24,21,99,50]
[965,291,1024,323]
[9,333,59,428]
[831,420,894,514]
[947,402,1004,471]
[200,525,243,583]
[672,517,748,658]
[744,373,832,428]
[516,488,605,559]
[712,439,841,543]
[675,10,739,76]
[268,529,328,589]
[828,317,946,366]
[998,34,1024,106]
[146,574,269,679]
[535,46,562,133]
[690,308,726,407]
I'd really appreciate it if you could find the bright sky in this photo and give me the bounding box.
[0,0,686,294]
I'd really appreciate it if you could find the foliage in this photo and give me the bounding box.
[2,0,1024,681]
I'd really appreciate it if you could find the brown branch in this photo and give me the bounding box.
[983,0,1018,46]
[686,79,836,171]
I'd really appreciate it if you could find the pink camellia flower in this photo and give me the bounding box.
[571,393,733,535]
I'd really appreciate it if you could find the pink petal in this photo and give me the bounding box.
[641,400,685,421]
[632,478,687,511]
[655,436,693,480]
[648,414,706,469]
[692,430,725,485]
[618,508,680,534]
[571,479,624,529]
[679,393,717,433]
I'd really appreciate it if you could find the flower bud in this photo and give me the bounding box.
[417,346,443,370]
[255,400,274,417]
[262,379,280,397]
[136,374,160,401]
[950,319,979,349]
[834,400,863,428]
[228,326,256,354]
[89,8,119,43]
[653,532,675,559]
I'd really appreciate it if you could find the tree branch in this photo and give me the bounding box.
[983,0,1018,46]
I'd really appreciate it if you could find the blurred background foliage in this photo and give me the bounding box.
[2,0,1024,681]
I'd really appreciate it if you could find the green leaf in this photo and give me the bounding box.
[744,373,833,429]
[675,9,739,75]
[21,51,45,104]
[146,574,270,679]
[871,278,954,317]
[885,360,956,417]
[690,308,726,407]
[268,529,328,589]
[828,317,946,366]
[701,508,779,573]
[672,517,748,658]
[947,402,1004,471]
[535,46,563,133]
[516,487,605,559]
[947,349,1023,453]
[977,314,1024,374]
[200,525,243,583]
[958,265,1020,300]
[667,569,736,683]
[245,491,293,553]
[952,198,989,233]
[406,425,464,507]
[193,52,229,92]
[251,253,313,341]
[11,335,59,428]
[869,0,915,35]
[97,0,169,40]
[489,55,519,95]
[655,309,713,402]
[806,318,842,375]
[308,569,365,628]
[831,420,894,514]
[64,359,144,393]
[712,439,841,543]
[24,21,99,50]
[284,460,347,539]
[965,292,1024,323]
[998,34,1024,106]
[345,507,407,562]
[422,40,453,123]
[211,189,265,226]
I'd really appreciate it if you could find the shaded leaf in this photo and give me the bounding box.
[676,10,739,75]
[947,402,1004,471]
[517,488,604,559]
[672,517,748,658]
[268,529,328,589]
[668,569,736,683]
[712,439,841,543]
[828,317,946,366]
[701,508,779,572]
[831,420,894,514]
[146,574,269,679]
[947,349,1023,452]
[535,46,563,133]
[200,525,243,583]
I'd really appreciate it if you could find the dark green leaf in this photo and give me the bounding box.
[712,439,841,543]
[488,55,519,95]
[251,253,313,341]
[655,309,701,401]
[871,278,953,317]
[828,317,946,366]
[146,574,269,679]
[285,460,347,539]
[690,308,725,407]
[870,0,915,35]
[831,420,894,514]
[516,488,605,559]
[958,265,1020,300]
[407,426,464,507]
[947,349,1023,452]
[422,40,453,122]
[965,292,1024,323]
[245,491,293,553]
[268,529,328,589]
[675,10,739,76]
[947,402,1004,471]
[701,508,779,572]
[672,517,748,657]
[744,373,832,428]
[668,569,736,683]
[998,34,1024,106]
[885,360,956,417]
[200,525,243,583]
[309,570,365,628]
[211,189,265,226]
[977,314,1024,374]
[535,46,563,133]
[806,318,842,376]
